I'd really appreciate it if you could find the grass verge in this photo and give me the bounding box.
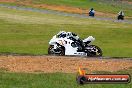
[0,68,132,88]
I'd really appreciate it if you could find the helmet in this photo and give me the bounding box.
[57,31,67,38]
[67,32,77,37]
[66,32,72,37]
[91,8,93,10]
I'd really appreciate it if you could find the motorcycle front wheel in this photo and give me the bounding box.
[48,45,65,56]
[86,45,102,57]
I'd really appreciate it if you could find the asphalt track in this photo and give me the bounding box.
[0,4,132,24]
[0,52,132,60]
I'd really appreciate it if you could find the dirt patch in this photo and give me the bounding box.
[0,55,132,73]
[0,0,16,3]
[32,4,117,17]
[122,0,132,4]
[17,2,116,18]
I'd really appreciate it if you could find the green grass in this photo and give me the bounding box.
[127,0,132,1]
[0,6,132,57]
[0,68,132,88]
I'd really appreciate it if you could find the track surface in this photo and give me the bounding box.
[0,55,132,73]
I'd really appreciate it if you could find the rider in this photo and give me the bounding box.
[57,31,79,40]
[57,31,67,38]
[89,8,95,17]
[66,32,84,51]
[66,32,79,40]
[57,31,84,51]
[117,10,124,20]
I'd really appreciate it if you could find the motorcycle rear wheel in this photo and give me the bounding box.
[87,45,102,57]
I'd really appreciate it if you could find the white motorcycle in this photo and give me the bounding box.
[48,32,102,57]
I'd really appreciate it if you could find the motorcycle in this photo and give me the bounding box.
[48,32,102,57]
[117,15,124,20]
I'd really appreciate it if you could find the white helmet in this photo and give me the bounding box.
[66,32,72,37]
[57,31,67,38]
